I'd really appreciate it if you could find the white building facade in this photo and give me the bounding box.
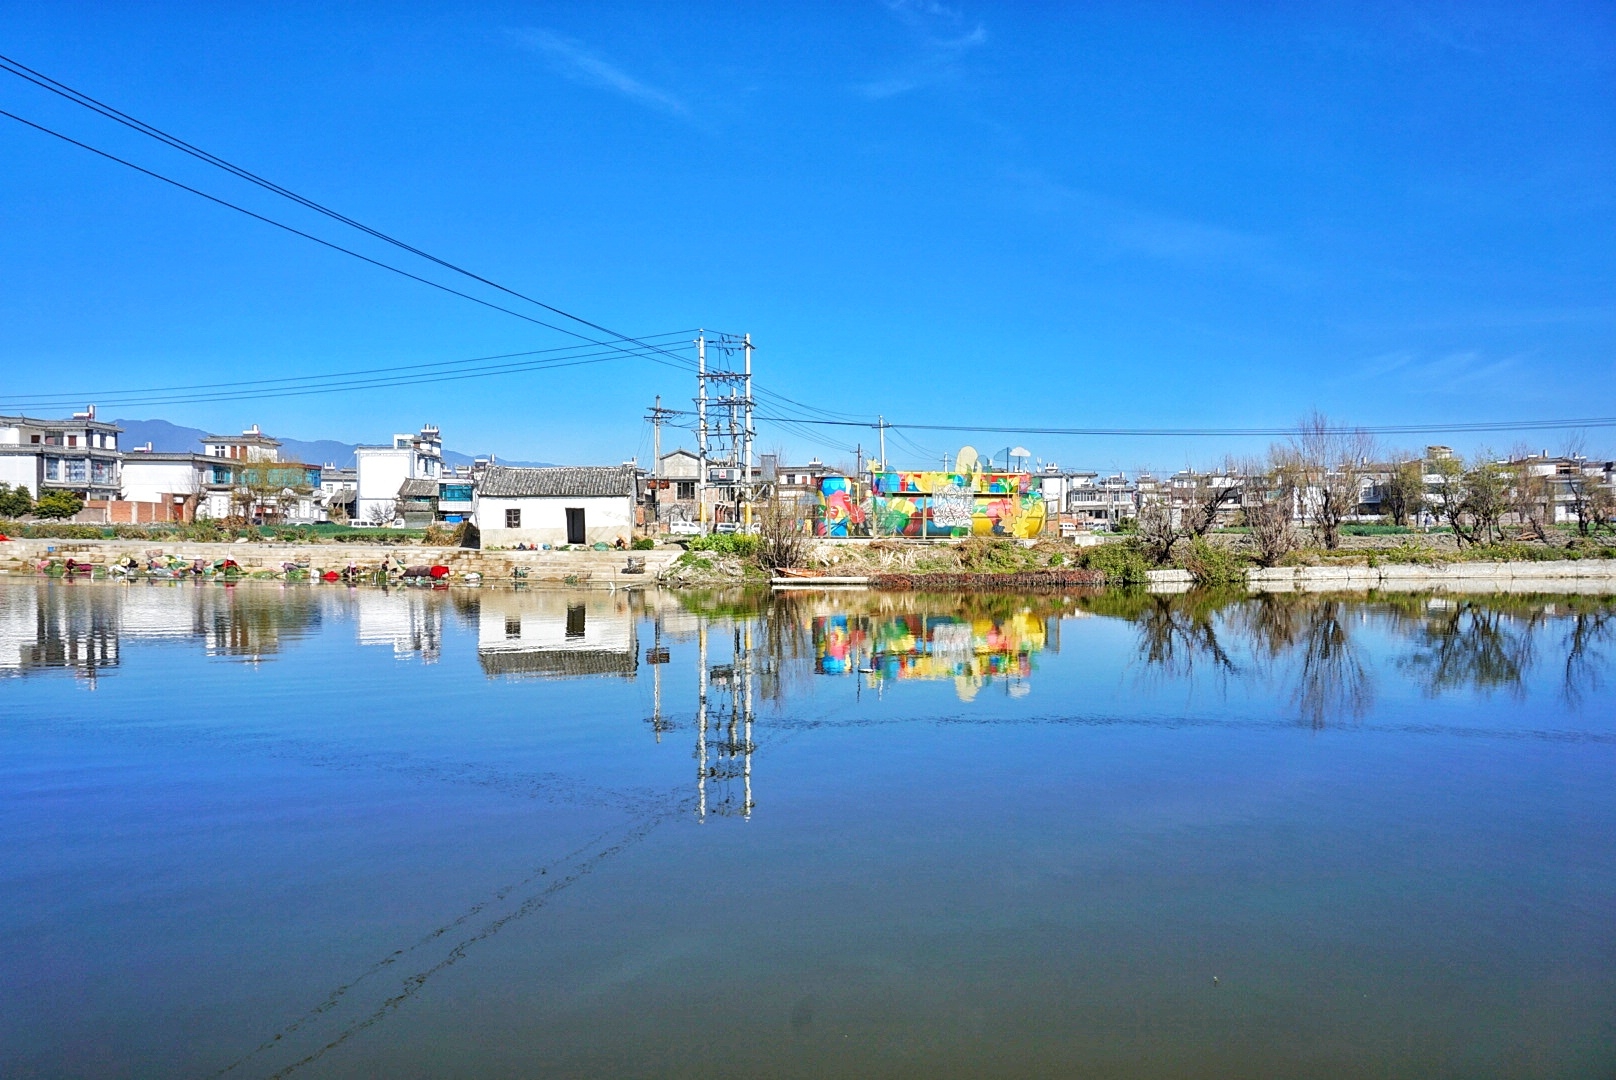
[474,465,637,548]
[0,407,122,501]
[355,425,444,525]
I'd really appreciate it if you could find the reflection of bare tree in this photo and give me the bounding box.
[757,593,815,703]
[1562,607,1616,705]
[1397,601,1540,699]
[1236,593,1306,659]
[1290,599,1373,728]
[1133,593,1237,682]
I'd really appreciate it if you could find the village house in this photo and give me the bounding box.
[194,427,321,523]
[118,448,208,522]
[355,424,444,525]
[474,464,638,548]
[0,406,122,503]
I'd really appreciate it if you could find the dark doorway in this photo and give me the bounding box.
[565,507,585,545]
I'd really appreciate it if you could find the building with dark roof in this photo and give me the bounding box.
[473,465,638,548]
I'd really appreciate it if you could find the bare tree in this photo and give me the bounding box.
[1135,498,1179,565]
[755,496,810,569]
[1181,457,1243,538]
[1463,452,1511,545]
[1507,452,1554,542]
[1240,455,1299,566]
[1378,456,1426,527]
[1288,410,1374,549]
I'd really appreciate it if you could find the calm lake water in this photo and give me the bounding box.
[3,579,1615,1079]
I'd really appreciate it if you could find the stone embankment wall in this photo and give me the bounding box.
[0,539,681,587]
[1146,560,1616,595]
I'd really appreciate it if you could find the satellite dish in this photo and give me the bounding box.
[954,446,979,474]
[1010,446,1031,458]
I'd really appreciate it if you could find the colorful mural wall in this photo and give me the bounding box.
[813,611,1047,700]
[813,469,1046,538]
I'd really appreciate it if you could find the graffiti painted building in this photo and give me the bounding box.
[815,467,1047,539]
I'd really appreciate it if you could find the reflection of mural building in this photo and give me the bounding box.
[814,610,1048,700]
[476,591,638,678]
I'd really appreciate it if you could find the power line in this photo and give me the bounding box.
[0,333,696,408]
[0,53,705,375]
[0,342,688,412]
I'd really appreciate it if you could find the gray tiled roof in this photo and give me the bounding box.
[478,465,637,499]
[397,478,438,498]
[478,648,637,679]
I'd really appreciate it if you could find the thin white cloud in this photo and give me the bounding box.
[1001,166,1284,275]
[511,28,689,118]
[857,3,987,100]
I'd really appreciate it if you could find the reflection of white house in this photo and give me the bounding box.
[356,425,444,525]
[0,584,120,678]
[474,465,637,548]
[354,590,443,661]
[476,591,637,678]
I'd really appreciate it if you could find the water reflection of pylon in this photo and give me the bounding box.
[695,622,755,822]
[644,613,671,742]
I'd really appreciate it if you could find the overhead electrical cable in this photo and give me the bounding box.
[0,54,707,375]
[0,333,695,408]
[3,57,1605,450]
[0,343,688,412]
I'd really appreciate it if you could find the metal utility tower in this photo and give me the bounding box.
[693,330,755,533]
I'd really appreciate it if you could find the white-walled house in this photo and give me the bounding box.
[120,451,208,519]
[0,407,122,501]
[474,465,637,548]
[355,425,444,525]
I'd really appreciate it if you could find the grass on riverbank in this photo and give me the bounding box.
[662,531,1616,589]
[0,519,432,543]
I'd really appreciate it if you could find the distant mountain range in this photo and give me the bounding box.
[112,418,552,469]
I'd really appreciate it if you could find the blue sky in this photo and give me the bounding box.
[1,2,1612,470]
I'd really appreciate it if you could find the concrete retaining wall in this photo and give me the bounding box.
[0,538,681,587]
[1247,560,1616,594]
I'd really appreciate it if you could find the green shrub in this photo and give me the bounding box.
[1342,524,1413,536]
[33,490,84,519]
[1178,536,1246,587]
[631,537,655,550]
[0,483,32,517]
[685,533,760,557]
[1083,539,1152,586]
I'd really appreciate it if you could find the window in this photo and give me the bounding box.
[505,507,521,528]
[44,458,59,480]
[504,615,521,639]
[565,604,586,639]
[67,435,77,448]
[65,459,87,482]
[30,434,39,443]
[677,481,696,500]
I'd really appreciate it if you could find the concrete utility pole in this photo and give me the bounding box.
[743,333,754,528]
[696,332,707,533]
[877,415,886,473]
